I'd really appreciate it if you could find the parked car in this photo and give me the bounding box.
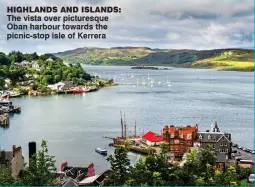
[252,151,254,154]
[238,146,243,149]
[232,144,238,147]
[248,174,254,183]
[232,150,237,153]
[243,148,247,151]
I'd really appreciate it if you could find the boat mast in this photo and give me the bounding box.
[120,111,124,138]
[134,120,136,137]
[124,113,127,138]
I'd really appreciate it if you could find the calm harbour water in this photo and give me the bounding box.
[0,66,254,173]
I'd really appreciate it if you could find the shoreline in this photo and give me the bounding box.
[83,64,254,72]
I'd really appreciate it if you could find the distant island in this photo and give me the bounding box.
[53,47,254,72]
[131,66,171,70]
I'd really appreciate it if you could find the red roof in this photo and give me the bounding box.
[142,131,163,142]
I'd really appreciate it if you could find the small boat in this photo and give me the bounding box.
[72,87,89,94]
[95,147,107,156]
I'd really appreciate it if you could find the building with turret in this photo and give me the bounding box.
[197,121,232,159]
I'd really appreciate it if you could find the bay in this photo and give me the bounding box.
[0,66,253,173]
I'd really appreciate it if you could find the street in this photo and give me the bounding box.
[232,147,254,161]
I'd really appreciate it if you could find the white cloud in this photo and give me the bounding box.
[0,0,253,53]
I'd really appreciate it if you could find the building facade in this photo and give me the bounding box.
[197,122,232,158]
[142,131,163,146]
[163,125,198,157]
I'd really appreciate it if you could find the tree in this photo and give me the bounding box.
[105,147,131,186]
[159,142,168,163]
[0,52,11,65]
[184,149,200,175]
[0,78,4,89]
[16,140,58,186]
[0,169,15,185]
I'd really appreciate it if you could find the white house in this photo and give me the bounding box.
[31,61,41,71]
[142,131,163,146]
[46,58,53,62]
[4,78,11,88]
[21,60,30,67]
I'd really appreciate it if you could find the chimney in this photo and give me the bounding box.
[12,145,16,157]
[28,142,36,158]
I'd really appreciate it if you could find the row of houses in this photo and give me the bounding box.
[14,58,53,71]
[142,122,233,170]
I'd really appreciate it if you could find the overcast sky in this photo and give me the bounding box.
[0,0,254,54]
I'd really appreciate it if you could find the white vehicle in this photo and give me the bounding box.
[248,174,254,183]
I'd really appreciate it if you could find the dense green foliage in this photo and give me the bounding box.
[105,147,131,186]
[0,51,91,90]
[0,140,58,186]
[54,47,254,71]
[104,146,252,186]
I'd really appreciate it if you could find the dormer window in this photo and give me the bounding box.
[170,134,174,138]
[208,135,211,140]
[199,135,203,139]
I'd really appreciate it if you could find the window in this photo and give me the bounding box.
[224,142,227,146]
[179,134,183,138]
[187,141,191,145]
[170,134,174,138]
[220,142,223,146]
[187,134,192,139]
[174,140,179,144]
[208,135,211,140]
[212,144,215,149]
[170,146,174,150]
[180,141,183,144]
[199,135,202,139]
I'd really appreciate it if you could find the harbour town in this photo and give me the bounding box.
[0,53,254,186]
[1,118,254,186]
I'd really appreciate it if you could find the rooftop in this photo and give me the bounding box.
[142,131,163,142]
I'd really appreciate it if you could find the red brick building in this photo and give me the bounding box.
[163,125,198,157]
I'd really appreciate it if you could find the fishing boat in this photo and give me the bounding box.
[95,147,107,156]
[72,87,90,94]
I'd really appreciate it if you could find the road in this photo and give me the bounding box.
[232,147,254,161]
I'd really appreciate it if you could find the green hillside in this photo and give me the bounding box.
[192,50,254,71]
[54,47,254,71]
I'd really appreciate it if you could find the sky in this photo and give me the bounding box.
[0,0,254,54]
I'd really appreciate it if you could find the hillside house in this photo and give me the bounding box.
[21,60,30,67]
[4,78,11,88]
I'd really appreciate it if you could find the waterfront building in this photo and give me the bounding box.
[142,131,163,146]
[163,124,198,157]
[0,145,24,178]
[197,121,232,158]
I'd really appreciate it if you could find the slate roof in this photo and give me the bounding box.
[197,132,231,143]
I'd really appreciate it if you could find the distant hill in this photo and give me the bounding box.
[53,47,254,71]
